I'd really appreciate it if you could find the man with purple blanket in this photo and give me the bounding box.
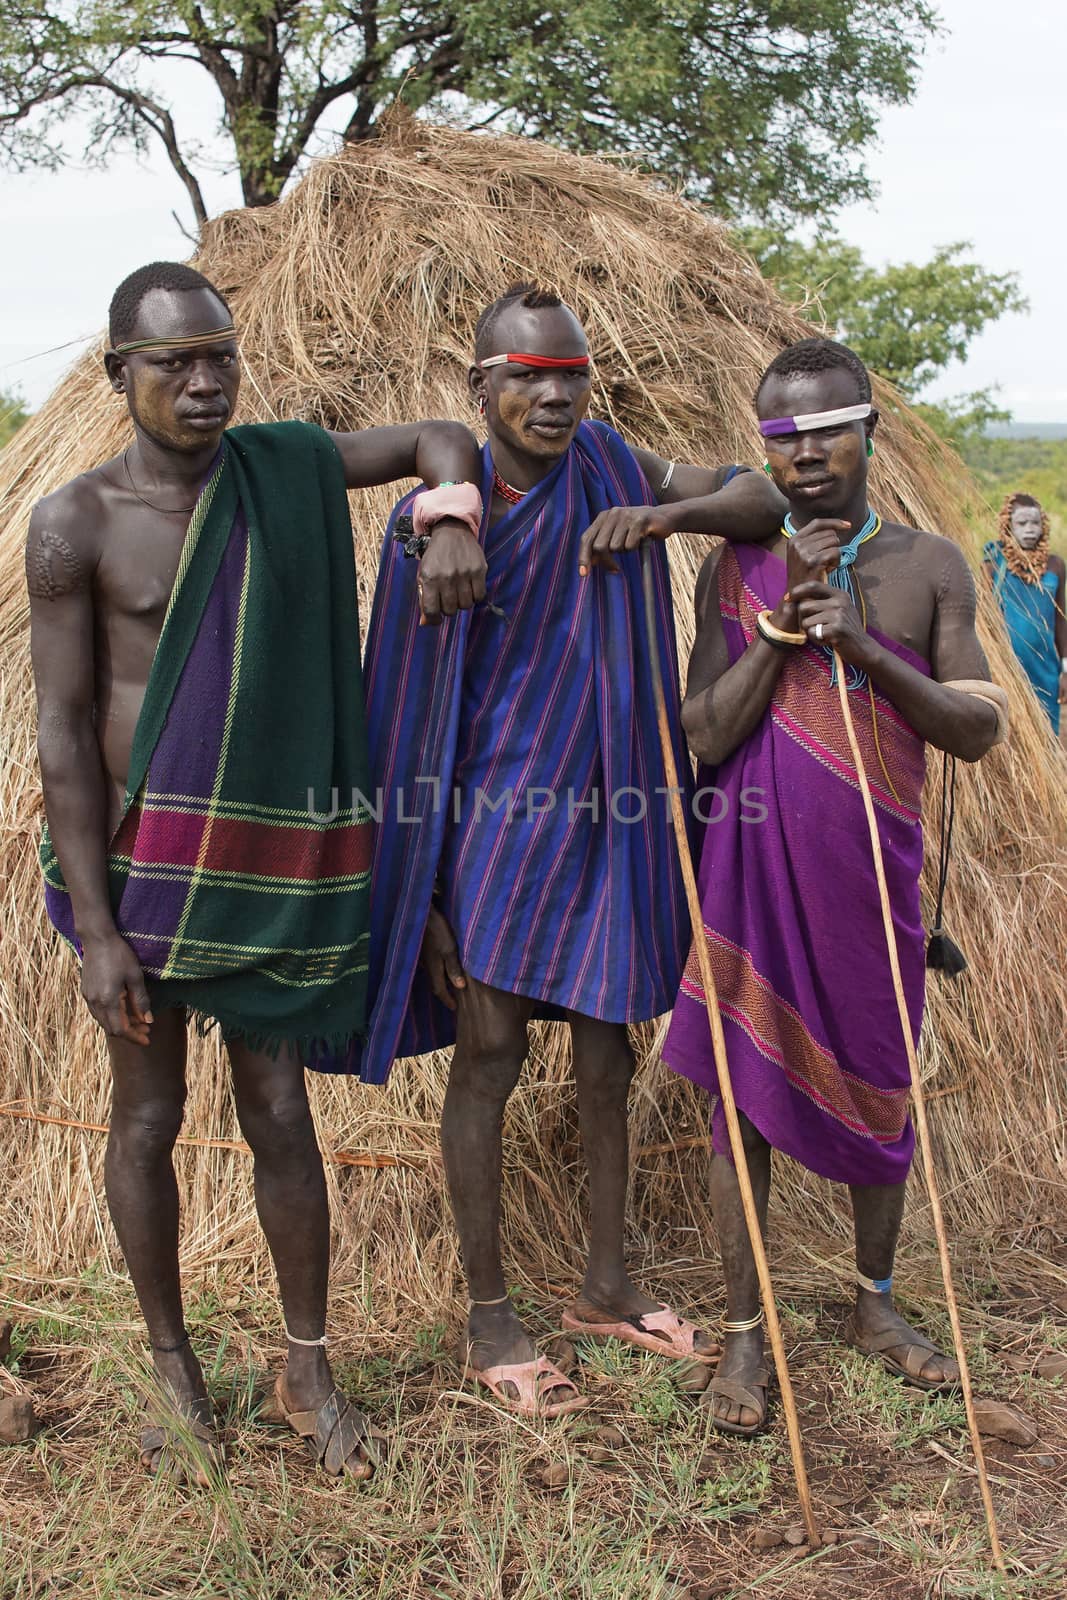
[357,284,784,1416]
[664,338,1007,1436]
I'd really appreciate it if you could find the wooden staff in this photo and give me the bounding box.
[831,653,1007,1575]
[640,545,819,1546]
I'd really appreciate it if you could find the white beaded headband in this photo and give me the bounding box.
[759,402,871,438]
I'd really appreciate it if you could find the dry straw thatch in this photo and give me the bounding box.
[1,118,1064,1336]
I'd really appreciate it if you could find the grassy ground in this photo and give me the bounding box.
[3,1252,1065,1600]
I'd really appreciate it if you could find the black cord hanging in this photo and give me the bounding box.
[926,752,967,976]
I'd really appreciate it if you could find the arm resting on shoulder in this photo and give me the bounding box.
[327,420,481,491]
[631,449,786,540]
[578,456,785,573]
[328,420,487,620]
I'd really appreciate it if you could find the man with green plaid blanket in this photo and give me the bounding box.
[27,261,486,1483]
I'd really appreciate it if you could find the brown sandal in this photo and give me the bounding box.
[266,1375,378,1479]
[845,1316,960,1392]
[139,1401,224,1486]
[703,1363,770,1438]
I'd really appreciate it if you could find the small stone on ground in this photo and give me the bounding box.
[850,1535,881,1555]
[0,1393,38,1444]
[595,1424,625,1446]
[973,1397,1039,1447]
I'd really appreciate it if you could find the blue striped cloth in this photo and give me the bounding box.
[332,421,698,1082]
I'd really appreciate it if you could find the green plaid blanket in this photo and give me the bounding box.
[43,421,373,1064]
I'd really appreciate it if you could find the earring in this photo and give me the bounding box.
[762,460,772,475]
[478,395,487,417]
[866,439,874,458]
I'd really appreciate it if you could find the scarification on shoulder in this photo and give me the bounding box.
[26,526,89,601]
[935,543,978,614]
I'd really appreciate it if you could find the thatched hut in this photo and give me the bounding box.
[1,120,1064,1331]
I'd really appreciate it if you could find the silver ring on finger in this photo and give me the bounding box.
[815,622,824,642]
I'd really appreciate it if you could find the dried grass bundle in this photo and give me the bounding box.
[1,118,1063,1334]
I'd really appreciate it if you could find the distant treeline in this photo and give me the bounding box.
[962,435,1067,555]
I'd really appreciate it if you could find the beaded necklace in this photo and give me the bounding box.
[782,507,901,805]
[782,507,880,691]
[492,468,526,506]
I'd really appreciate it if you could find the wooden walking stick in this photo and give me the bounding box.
[831,651,1007,1576]
[640,546,819,1546]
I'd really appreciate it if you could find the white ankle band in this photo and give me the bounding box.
[723,1311,763,1333]
[286,1327,328,1347]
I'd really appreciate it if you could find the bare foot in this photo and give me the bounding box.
[575,1274,719,1358]
[703,1326,768,1433]
[282,1343,335,1414]
[141,1342,223,1484]
[851,1289,959,1388]
[463,1299,538,1401]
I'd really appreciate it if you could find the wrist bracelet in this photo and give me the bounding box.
[411,481,483,540]
[756,609,807,649]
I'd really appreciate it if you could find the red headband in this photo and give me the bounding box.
[479,352,590,370]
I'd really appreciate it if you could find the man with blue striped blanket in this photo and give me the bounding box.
[356,284,783,1416]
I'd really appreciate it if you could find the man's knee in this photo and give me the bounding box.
[235,1079,317,1159]
[109,1094,185,1166]
[573,1033,635,1104]
[450,1028,527,1106]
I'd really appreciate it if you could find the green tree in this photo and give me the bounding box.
[0,385,29,449]
[744,230,1027,448]
[0,2,938,227]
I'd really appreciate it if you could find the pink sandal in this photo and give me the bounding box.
[561,1302,719,1363]
[467,1355,589,1418]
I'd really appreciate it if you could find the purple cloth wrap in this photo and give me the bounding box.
[663,542,928,1186]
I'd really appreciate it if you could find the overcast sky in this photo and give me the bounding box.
[1,0,1063,420]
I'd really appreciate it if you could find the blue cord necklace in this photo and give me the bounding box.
[782,507,881,690]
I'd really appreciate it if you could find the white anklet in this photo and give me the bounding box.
[285,1327,328,1347]
[723,1311,763,1333]
[470,1293,511,1307]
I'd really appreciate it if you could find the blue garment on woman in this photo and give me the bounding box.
[984,541,1061,734]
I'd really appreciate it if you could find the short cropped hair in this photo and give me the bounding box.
[755,337,872,407]
[109,262,231,348]
[474,281,566,361]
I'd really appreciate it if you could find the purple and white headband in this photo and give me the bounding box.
[759,402,871,439]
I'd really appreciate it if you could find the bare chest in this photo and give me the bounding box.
[94,507,191,631]
[848,547,936,664]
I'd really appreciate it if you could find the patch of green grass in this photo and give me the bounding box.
[697,1456,772,1520]
[836,1345,966,1449]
